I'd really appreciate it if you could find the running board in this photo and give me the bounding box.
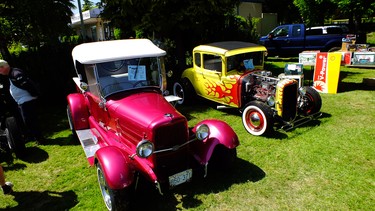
[217,105,232,110]
[76,129,100,165]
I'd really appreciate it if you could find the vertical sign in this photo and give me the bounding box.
[313,52,341,94]
[326,52,341,93]
[313,53,328,93]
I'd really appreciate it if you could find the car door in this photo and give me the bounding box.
[265,25,290,55]
[197,53,235,106]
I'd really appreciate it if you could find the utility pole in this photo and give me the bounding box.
[77,0,87,42]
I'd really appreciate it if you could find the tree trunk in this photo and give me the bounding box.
[0,38,12,63]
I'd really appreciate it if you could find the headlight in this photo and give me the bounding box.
[267,96,275,106]
[299,87,306,96]
[136,140,154,158]
[196,124,210,141]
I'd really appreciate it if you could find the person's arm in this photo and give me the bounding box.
[11,68,40,97]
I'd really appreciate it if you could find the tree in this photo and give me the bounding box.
[293,0,336,26]
[99,0,255,73]
[0,0,75,60]
[82,0,95,11]
[330,0,375,32]
[0,17,14,61]
[263,0,302,24]
[292,0,375,29]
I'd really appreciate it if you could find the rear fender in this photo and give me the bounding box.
[192,119,239,164]
[95,146,134,189]
[181,68,196,89]
[67,93,89,130]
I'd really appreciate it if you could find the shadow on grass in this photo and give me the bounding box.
[6,190,77,210]
[268,112,331,139]
[130,158,265,210]
[39,135,80,147]
[337,81,374,92]
[2,163,27,171]
[17,147,49,163]
[325,69,375,92]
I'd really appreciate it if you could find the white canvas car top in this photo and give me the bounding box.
[72,39,166,64]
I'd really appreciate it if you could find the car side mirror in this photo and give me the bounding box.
[268,33,274,39]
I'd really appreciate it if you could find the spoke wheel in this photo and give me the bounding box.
[173,79,195,105]
[97,162,132,211]
[173,82,185,105]
[5,117,25,157]
[66,106,78,139]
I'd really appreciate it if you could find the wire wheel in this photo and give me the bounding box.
[97,162,132,211]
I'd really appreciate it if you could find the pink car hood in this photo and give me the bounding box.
[105,91,186,133]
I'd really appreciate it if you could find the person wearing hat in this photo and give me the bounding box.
[0,59,42,143]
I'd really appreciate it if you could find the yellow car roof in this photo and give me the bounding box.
[193,41,266,57]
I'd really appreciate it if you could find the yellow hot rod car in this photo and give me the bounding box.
[173,41,322,136]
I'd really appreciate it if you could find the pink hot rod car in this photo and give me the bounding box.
[66,39,239,210]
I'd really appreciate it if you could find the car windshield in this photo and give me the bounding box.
[96,57,163,97]
[227,52,264,71]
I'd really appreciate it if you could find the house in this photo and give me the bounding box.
[70,8,113,41]
[236,0,277,36]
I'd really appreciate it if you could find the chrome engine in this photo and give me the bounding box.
[246,70,279,104]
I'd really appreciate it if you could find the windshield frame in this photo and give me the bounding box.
[93,57,165,98]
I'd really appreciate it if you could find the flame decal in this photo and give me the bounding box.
[203,75,240,107]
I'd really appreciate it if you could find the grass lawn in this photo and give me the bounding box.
[0,62,374,210]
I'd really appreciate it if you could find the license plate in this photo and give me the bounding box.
[169,169,192,187]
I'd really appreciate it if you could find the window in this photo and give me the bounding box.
[292,25,302,37]
[326,27,343,34]
[274,26,289,37]
[306,28,323,36]
[227,52,264,71]
[194,53,201,67]
[203,54,221,72]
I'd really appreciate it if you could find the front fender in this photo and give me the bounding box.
[192,119,239,164]
[67,93,89,130]
[95,146,134,190]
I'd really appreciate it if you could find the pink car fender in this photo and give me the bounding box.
[95,146,134,189]
[192,119,239,164]
[67,93,89,130]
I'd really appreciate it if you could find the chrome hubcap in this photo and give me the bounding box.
[249,112,261,127]
[98,168,112,210]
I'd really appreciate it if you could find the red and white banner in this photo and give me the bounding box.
[313,52,341,94]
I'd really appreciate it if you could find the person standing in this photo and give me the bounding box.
[0,60,42,143]
[0,164,13,195]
